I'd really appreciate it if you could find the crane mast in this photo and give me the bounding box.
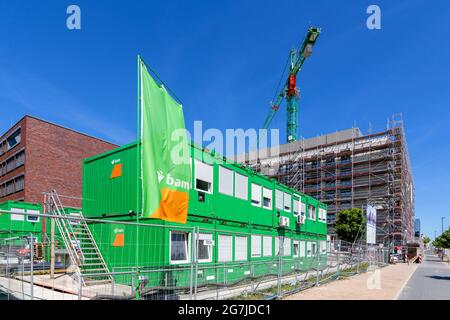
[261,27,321,144]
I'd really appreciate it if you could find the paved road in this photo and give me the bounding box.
[398,254,450,300]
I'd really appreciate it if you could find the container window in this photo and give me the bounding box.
[320,240,327,255]
[234,236,248,261]
[194,160,213,193]
[170,231,190,264]
[234,173,248,200]
[308,205,316,220]
[274,236,282,256]
[26,209,40,223]
[251,183,262,207]
[218,166,233,196]
[311,242,317,256]
[293,240,299,257]
[283,238,291,256]
[218,235,232,262]
[307,241,312,257]
[275,189,283,211]
[262,188,272,210]
[300,241,306,257]
[293,199,299,216]
[251,235,261,257]
[284,193,291,212]
[263,236,272,257]
[10,208,25,221]
[197,233,212,263]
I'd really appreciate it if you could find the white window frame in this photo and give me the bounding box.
[251,235,262,257]
[234,173,248,200]
[218,234,233,262]
[275,189,283,211]
[26,209,40,223]
[169,231,191,264]
[218,166,234,196]
[275,237,281,256]
[308,205,316,220]
[234,236,248,261]
[284,193,291,212]
[262,188,272,210]
[11,208,25,221]
[197,233,213,263]
[283,238,291,256]
[263,236,272,257]
[293,240,299,258]
[300,241,306,257]
[194,160,213,194]
[306,241,312,257]
[251,183,262,207]
[311,241,317,256]
[293,199,299,216]
[320,240,327,255]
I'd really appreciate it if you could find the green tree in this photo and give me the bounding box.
[423,236,431,245]
[335,208,366,243]
[432,228,450,249]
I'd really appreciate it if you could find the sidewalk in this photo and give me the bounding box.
[284,263,417,300]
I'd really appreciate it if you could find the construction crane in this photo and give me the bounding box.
[261,27,321,144]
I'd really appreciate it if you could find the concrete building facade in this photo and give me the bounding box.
[238,116,415,247]
[0,115,118,208]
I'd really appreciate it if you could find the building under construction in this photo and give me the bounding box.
[238,115,414,247]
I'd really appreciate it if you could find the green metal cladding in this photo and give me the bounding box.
[0,201,43,243]
[82,142,327,285]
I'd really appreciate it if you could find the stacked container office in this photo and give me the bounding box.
[82,142,328,288]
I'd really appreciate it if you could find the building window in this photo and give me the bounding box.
[15,176,24,192]
[307,241,312,257]
[218,235,233,262]
[6,129,21,150]
[275,189,283,211]
[16,151,25,167]
[218,166,233,196]
[197,233,213,263]
[10,208,25,221]
[308,205,316,220]
[293,240,299,257]
[283,238,291,256]
[194,160,213,193]
[251,235,261,257]
[235,236,248,261]
[311,242,317,256]
[26,209,40,223]
[262,188,272,209]
[263,236,272,257]
[234,173,248,200]
[170,231,190,264]
[6,158,14,173]
[320,240,327,255]
[293,199,299,216]
[6,180,14,195]
[275,237,281,256]
[251,183,262,207]
[284,193,291,212]
[300,241,306,257]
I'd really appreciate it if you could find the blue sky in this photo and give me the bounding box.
[1,0,449,238]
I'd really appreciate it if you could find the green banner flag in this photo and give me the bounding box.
[140,58,191,224]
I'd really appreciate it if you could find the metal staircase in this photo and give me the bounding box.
[44,190,112,286]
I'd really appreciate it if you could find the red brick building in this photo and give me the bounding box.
[0,115,118,208]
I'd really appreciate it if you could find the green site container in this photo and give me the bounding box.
[82,142,328,288]
[0,201,43,244]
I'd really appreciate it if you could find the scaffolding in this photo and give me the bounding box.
[243,114,415,248]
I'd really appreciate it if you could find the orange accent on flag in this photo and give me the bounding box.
[112,234,124,247]
[150,188,189,224]
[111,163,122,179]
